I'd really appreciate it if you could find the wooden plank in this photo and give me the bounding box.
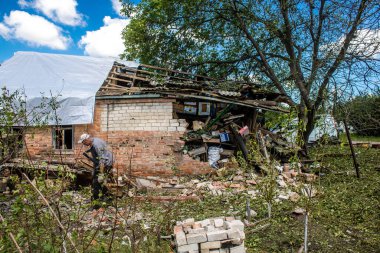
[154,91,288,112]
[230,124,248,161]
[140,63,219,81]
[121,66,207,84]
[223,114,245,122]
[107,76,133,85]
[188,147,207,157]
[111,71,150,82]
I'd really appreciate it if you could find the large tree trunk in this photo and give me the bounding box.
[297,106,316,155]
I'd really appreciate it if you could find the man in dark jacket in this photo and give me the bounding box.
[78,134,114,203]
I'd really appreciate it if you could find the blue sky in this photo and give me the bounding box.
[0,0,134,63]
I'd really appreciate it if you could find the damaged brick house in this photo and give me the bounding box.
[0,51,286,177]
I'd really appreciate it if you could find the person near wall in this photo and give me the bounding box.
[78,134,114,207]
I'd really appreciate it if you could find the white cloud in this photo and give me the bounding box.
[111,0,123,16]
[0,23,11,39]
[324,29,380,58]
[79,16,129,58]
[0,10,71,50]
[18,0,84,26]
[348,29,380,56]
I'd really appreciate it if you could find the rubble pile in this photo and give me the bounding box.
[174,217,246,253]
[130,164,318,204]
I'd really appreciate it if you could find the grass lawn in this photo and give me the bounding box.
[167,145,380,252]
[245,145,380,252]
[339,133,380,142]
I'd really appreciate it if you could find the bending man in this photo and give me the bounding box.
[78,134,114,203]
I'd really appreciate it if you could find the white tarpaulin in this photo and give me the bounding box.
[0,51,138,125]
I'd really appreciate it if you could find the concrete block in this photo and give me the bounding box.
[186,233,207,244]
[238,230,245,240]
[174,225,183,235]
[205,225,216,232]
[207,230,228,241]
[193,222,202,229]
[200,241,221,249]
[189,228,206,234]
[177,243,199,253]
[175,231,187,246]
[226,229,241,239]
[176,126,187,132]
[168,127,177,131]
[229,243,245,253]
[214,218,224,228]
[225,220,244,232]
[231,238,244,245]
[200,219,211,227]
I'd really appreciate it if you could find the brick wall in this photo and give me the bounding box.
[23,124,90,163]
[22,98,212,176]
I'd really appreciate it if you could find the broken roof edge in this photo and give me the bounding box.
[96,94,161,100]
[96,91,289,113]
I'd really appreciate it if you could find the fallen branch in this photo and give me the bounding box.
[250,223,271,233]
[245,217,270,227]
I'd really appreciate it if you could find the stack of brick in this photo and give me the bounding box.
[173,217,246,253]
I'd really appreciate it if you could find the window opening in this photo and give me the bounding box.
[53,125,73,149]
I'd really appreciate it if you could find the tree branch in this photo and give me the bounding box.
[308,0,326,90]
[315,0,369,110]
[278,0,310,107]
[229,0,295,106]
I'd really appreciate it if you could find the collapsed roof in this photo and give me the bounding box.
[0,51,287,126]
[97,63,289,113]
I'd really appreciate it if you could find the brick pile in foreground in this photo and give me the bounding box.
[173,217,246,253]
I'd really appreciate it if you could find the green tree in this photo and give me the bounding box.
[337,93,380,136]
[121,0,380,147]
[0,87,51,165]
[0,88,27,165]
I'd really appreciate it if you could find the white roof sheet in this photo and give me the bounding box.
[0,51,138,125]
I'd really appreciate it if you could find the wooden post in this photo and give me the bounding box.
[230,125,248,161]
[304,211,308,253]
[251,109,258,133]
[246,197,251,222]
[343,119,360,178]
